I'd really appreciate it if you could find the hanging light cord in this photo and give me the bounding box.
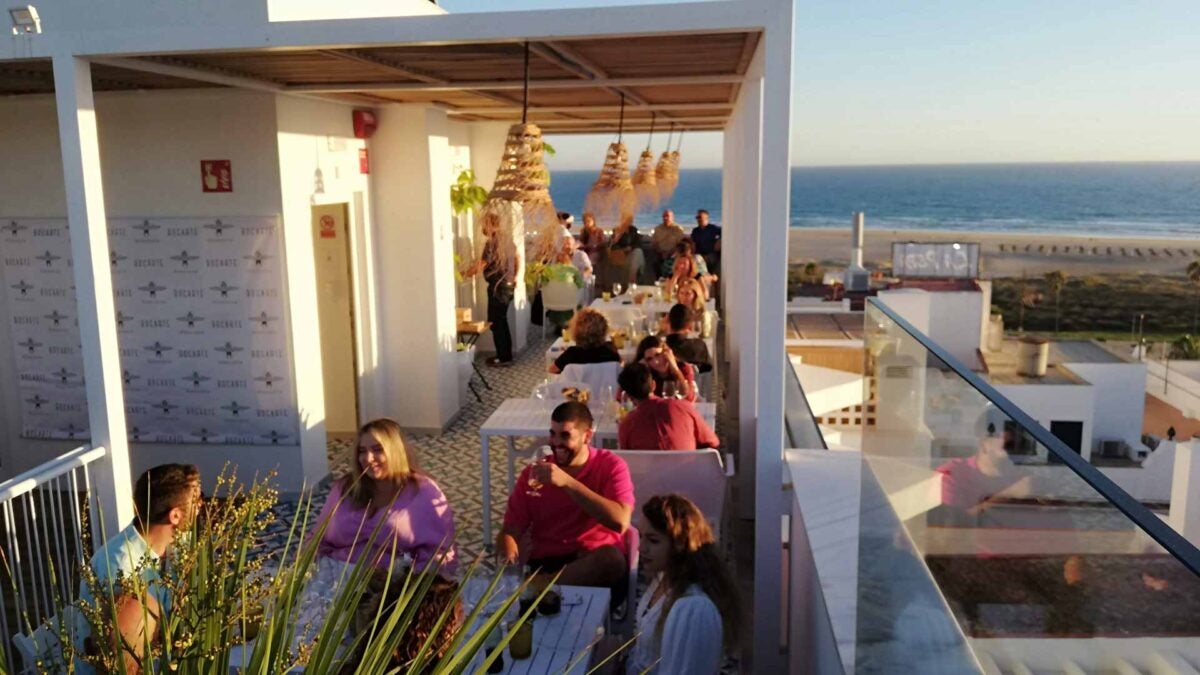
[618,94,626,143]
[522,41,531,124]
[676,128,684,152]
[664,123,675,153]
[646,113,656,150]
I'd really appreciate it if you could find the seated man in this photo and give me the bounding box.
[78,463,201,674]
[663,303,713,374]
[617,362,720,451]
[497,402,633,588]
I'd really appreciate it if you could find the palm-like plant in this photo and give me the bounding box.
[40,470,544,675]
[1044,270,1067,333]
[1186,258,1200,334]
[1170,334,1200,360]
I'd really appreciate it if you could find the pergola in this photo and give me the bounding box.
[0,0,793,668]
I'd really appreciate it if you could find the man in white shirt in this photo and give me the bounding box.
[649,210,686,278]
[77,464,201,674]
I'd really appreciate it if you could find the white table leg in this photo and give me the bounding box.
[506,436,518,491]
[481,433,492,545]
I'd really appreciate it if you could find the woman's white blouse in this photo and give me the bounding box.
[628,575,724,675]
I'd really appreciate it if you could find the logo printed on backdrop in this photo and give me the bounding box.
[138,282,168,299]
[60,423,86,439]
[35,251,62,267]
[135,220,162,238]
[262,430,290,444]
[3,215,295,444]
[18,338,42,353]
[203,219,233,238]
[170,250,201,268]
[25,395,49,410]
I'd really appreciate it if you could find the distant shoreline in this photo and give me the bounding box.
[788,227,1200,277]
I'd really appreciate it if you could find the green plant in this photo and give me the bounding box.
[450,170,488,216]
[526,261,583,293]
[1170,334,1199,360]
[1187,258,1200,334]
[42,469,538,675]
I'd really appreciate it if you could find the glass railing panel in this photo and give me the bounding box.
[859,299,1200,666]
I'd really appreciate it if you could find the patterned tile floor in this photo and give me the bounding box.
[261,329,731,567]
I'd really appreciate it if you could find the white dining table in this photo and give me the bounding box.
[479,397,717,543]
[462,578,610,675]
[544,334,717,369]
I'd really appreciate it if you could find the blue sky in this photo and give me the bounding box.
[442,0,1200,169]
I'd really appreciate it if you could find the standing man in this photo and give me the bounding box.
[464,213,517,367]
[497,402,634,588]
[650,209,686,279]
[690,209,722,280]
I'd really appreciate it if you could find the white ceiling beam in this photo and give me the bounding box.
[43,1,766,60]
[287,74,742,94]
[528,115,728,126]
[90,56,285,93]
[448,102,733,115]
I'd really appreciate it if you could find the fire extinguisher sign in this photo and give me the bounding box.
[319,215,337,239]
[201,160,233,193]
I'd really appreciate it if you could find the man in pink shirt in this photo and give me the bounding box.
[498,401,635,588]
[617,362,720,451]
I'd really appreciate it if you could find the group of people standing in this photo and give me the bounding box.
[466,207,722,369]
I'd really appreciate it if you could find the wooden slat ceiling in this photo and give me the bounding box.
[0,30,761,133]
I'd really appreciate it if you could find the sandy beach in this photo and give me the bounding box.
[788,228,1200,277]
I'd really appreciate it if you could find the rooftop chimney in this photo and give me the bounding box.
[844,212,869,291]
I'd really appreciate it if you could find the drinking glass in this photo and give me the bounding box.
[629,283,638,296]
[613,283,624,297]
[602,291,611,301]
[663,381,679,399]
[533,380,550,413]
[524,445,554,497]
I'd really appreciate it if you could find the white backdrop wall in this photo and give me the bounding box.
[994,383,1095,461]
[0,90,343,491]
[1067,362,1147,448]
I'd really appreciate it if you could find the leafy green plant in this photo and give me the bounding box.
[32,469,540,675]
[1187,258,1200,334]
[450,170,488,216]
[525,262,582,294]
[1170,334,1199,360]
[1043,270,1067,333]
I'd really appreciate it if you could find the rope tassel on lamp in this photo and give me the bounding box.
[631,113,659,213]
[584,94,635,228]
[655,123,680,203]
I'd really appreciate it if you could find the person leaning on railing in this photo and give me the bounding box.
[77,463,201,675]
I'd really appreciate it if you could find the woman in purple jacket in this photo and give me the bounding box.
[312,418,457,577]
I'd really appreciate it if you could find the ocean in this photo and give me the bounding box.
[546,162,1200,238]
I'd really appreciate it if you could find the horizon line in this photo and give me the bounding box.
[548,159,1200,171]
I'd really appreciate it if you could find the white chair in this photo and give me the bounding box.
[541,279,581,338]
[612,449,735,540]
[559,362,620,402]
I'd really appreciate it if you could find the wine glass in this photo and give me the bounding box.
[663,381,679,400]
[524,445,554,497]
[533,380,550,412]
[613,282,624,298]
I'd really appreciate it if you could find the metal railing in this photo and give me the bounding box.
[867,298,1200,575]
[0,445,105,673]
[785,356,828,450]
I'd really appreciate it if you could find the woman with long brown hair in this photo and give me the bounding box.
[312,418,457,576]
[629,494,742,674]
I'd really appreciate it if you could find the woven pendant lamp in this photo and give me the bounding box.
[631,114,660,213]
[655,124,680,203]
[584,95,635,228]
[479,43,560,271]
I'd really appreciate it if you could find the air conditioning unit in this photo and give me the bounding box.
[1099,440,1125,458]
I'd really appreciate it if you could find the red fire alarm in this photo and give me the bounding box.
[358,148,370,175]
[352,110,377,139]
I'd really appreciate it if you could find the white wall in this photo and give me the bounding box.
[275,94,372,480]
[368,104,461,432]
[0,90,342,492]
[1146,358,1200,420]
[878,288,985,368]
[1067,362,1146,449]
[995,382,1095,461]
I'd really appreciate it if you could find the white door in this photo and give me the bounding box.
[311,204,359,436]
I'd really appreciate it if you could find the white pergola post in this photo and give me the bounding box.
[735,64,764,521]
[753,0,794,670]
[51,55,134,536]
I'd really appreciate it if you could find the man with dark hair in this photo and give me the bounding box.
[664,303,713,373]
[690,209,721,277]
[77,464,201,674]
[497,401,634,588]
[617,363,719,451]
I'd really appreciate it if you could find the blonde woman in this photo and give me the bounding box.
[674,277,708,315]
[313,418,457,576]
[549,308,621,374]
